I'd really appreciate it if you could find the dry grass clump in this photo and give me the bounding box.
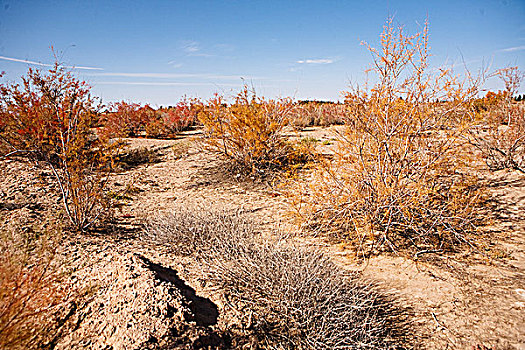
[198,86,313,176]
[146,207,412,349]
[0,224,86,349]
[144,206,257,256]
[115,146,162,170]
[209,238,411,349]
[286,19,488,258]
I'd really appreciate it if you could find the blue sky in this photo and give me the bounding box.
[0,0,524,106]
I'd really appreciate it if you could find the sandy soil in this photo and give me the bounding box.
[1,126,523,349]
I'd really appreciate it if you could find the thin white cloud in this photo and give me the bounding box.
[95,81,240,87]
[167,60,183,68]
[297,58,334,65]
[497,45,525,52]
[87,72,263,80]
[188,52,215,57]
[181,40,200,53]
[0,55,103,70]
[180,40,215,57]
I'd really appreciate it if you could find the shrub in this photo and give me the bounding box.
[287,19,487,257]
[472,90,508,113]
[101,99,202,139]
[0,224,85,349]
[290,101,346,129]
[144,206,256,256]
[0,64,114,231]
[153,97,203,137]
[145,207,412,349]
[101,101,155,138]
[469,67,525,173]
[198,86,310,175]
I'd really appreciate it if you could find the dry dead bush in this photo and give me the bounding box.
[0,224,86,349]
[209,238,412,349]
[0,64,114,231]
[198,86,311,176]
[144,206,257,256]
[146,207,412,349]
[287,19,487,258]
[469,67,525,173]
[115,146,161,170]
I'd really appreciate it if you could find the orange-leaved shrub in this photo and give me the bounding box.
[0,64,114,231]
[470,67,525,173]
[287,19,487,257]
[472,90,509,113]
[198,86,312,175]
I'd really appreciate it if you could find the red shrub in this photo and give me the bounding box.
[155,97,203,137]
[101,102,155,138]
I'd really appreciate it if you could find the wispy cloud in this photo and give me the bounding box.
[296,58,335,65]
[497,45,525,52]
[182,40,200,53]
[87,72,263,80]
[167,60,183,68]
[188,52,215,57]
[0,55,103,70]
[95,81,240,87]
[180,40,215,57]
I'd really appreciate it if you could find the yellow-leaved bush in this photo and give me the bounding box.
[198,86,313,175]
[287,19,488,257]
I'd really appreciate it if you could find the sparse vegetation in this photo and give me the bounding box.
[1,14,523,350]
[290,101,346,129]
[146,207,412,349]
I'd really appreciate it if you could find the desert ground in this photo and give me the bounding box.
[1,125,523,349]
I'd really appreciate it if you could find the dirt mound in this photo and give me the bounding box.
[56,250,225,349]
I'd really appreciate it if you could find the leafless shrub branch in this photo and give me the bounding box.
[145,207,414,349]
